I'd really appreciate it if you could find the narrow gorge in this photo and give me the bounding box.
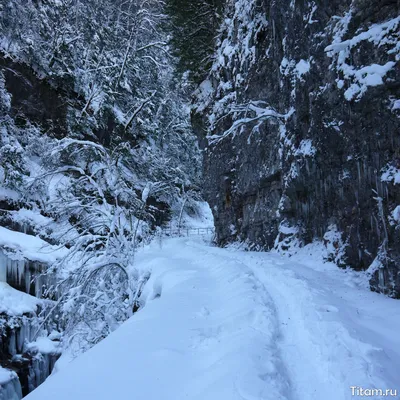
[0,0,399,399]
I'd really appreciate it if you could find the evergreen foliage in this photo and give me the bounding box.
[165,0,224,83]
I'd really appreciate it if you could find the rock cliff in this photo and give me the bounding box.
[193,0,400,297]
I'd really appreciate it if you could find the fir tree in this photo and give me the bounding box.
[165,0,224,83]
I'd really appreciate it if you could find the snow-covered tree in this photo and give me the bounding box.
[0,0,203,356]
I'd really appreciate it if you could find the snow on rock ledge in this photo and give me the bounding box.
[326,15,400,101]
[0,226,67,265]
[0,282,39,315]
[0,226,67,297]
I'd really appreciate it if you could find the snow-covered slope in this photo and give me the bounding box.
[26,238,400,400]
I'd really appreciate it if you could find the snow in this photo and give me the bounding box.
[327,16,400,53]
[10,208,53,228]
[392,99,400,110]
[0,367,22,400]
[198,0,268,128]
[381,165,400,185]
[0,226,68,264]
[171,201,214,230]
[208,102,294,144]
[322,224,345,264]
[326,16,399,101]
[0,187,20,201]
[0,282,39,315]
[112,105,126,124]
[295,59,310,79]
[306,3,318,25]
[0,367,17,386]
[278,223,298,235]
[343,62,396,101]
[26,337,61,355]
[392,206,400,223]
[295,139,316,157]
[25,237,400,400]
[141,183,151,202]
[194,80,213,113]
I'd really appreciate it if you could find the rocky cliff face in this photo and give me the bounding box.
[193,0,400,297]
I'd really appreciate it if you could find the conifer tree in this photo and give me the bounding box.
[165,0,224,83]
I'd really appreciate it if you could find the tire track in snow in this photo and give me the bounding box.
[190,242,398,400]
[176,241,294,400]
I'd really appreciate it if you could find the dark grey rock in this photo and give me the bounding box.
[193,0,400,296]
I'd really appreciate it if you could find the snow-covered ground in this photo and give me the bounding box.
[26,237,400,400]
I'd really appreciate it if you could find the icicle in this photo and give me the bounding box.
[16,319,32,354]
[28,353,54,393]
[8,330,17,356]
[0,251,6,282]
[379,268,385,291]
[0,374,22,400]
[25,267,31,296]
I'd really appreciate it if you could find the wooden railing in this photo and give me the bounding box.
[161,227,215,237]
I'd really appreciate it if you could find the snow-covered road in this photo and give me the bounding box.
[27,238,400,400]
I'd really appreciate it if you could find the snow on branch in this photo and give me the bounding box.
[207,101,295,145]
[50,138,108,156]
[124,91,157,131]
[136,41,167,52]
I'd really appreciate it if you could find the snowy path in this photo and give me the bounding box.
[27,238,400,400]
